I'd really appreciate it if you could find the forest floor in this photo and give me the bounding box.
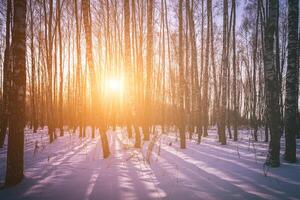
[0,127,300,200]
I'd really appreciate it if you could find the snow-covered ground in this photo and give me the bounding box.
[0,127,299,200]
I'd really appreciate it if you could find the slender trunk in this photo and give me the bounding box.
[264,0,281,167]
[0,0,12,148]
[187,0,200,143]
[203,0,211,138]
[74,0,82,137]
[232,0,238,141]
[45,0,54,143]
[30,0,37,133]
[219,0,228,145]
[124,0,133,139]
[252,0,260,141]
[178,0,186,149]
[57,0,63,135]
[284,0,299,163]
[82,0,110,158]
[144,0,154,141]
[5,0,26,186]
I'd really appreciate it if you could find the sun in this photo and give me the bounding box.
[107,78,123,92]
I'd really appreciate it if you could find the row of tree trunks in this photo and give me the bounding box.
[2,1,299,188]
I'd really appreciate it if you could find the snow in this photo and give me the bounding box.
[0,127,300,200]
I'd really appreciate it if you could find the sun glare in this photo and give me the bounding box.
[107,78,123,92]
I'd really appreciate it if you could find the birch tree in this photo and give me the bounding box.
[284,0,299,163]
[5,0,26,186]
